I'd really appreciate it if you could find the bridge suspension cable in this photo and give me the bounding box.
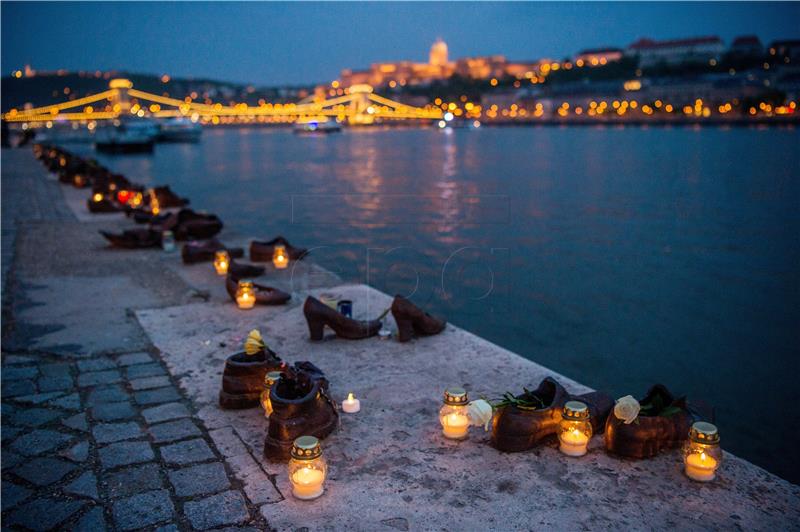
[3,79,442,124]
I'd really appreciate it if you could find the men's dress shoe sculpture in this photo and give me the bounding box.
[303,296,381,340]
[87,197,122,213]
[225,274,291,306]
[263,362,338,462]
[100,228,162,249]
[153,209,223,241]
[219,331,284,409]
[491,377,614,453]
[390,295,446,342]
[604,384,692,459]
[150,185,189,208]
[250,236,307,262]
[181,239,244,264]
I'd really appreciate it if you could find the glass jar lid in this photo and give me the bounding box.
[291,435,322,460]
[562,400,590,420]
[689,421,720,444]
[443,387,468,406]
[237,279,254,289]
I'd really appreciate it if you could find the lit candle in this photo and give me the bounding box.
[558,401,592,457]
[342,392,360,413]
[685,451,718,482]
[559,427,590,457]
[92,192,103,203]
[213,250,230,275]
[442,412,469,439]
[683,422,722,482]
[273,244,289,269]
[291,467,325,500]
[288,436,327,501]
[439,387,470,440]
[235,280,256,310]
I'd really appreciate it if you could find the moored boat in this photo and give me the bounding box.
[293,117,342,134]
[158,118,202,142]
[95,119,157,153]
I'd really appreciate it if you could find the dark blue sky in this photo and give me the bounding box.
[2,2,798,86]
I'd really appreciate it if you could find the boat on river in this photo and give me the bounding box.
[293,117,342,134]
[95,119,157,153]
[158,118,202,142]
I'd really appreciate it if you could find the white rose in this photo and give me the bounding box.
[613,395,641,424]
[467,399,493,431]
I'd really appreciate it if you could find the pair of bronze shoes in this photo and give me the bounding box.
[249,236,307,262]
[604,384,693,459]
[181,239,244,264]
[302,295,446,341]
[491,379,693,459]
[217,346,338,463]
[490,377,614,452]
[225,274,291,306]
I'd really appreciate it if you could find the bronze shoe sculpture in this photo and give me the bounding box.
[225,274,291,306]
[391,295,446,342]
[87,196,122,213]
[250,236,307,262]
[155,209,223,240]
[182,239,244,264]
[490,377,613,453]
[100,228,162,249]
[604,384,692,459]
[229,260,266,279]
[303,296,381,340]
[263,363,338,462]
[150,185,189,208]
[219,331,284,409]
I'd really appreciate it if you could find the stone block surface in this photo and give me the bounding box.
[183,490,249,529]
[136,284,800,530]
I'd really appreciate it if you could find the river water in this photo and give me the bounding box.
[78,125,800,483]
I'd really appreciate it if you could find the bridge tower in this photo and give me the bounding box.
[109,79,133,115]
[346,84,375,125]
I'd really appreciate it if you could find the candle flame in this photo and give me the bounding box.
[347,392,354,401]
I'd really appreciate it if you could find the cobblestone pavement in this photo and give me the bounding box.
[2,149,274,530]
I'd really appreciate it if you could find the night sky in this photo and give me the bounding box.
[2,2,798,86]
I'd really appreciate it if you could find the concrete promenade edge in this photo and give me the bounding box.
[2,148,800,531]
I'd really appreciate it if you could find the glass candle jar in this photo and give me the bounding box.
[439,387,470,440]
[92,192,104,203]
[213,250,230,275]
[235,280,256,310]
[558,401,592,457]
[260,371,282,418]
[288,436,327,500]
[161,231,175,253]
[683,421,722,482]
[273,244,289,269]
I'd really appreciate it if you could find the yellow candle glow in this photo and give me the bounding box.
[559,427,590,457]
[683,422,722,483]
[213,250,230,275]
[558,401,592,457]
[439,387,470,440]
[273,244,289,269]
[685,451,718,482]
[288,436,327,501]
[92,193,103,202]
[442,412,469,439]
[342,392,361,414]
[291,467,325,500]
[235,280,256,310]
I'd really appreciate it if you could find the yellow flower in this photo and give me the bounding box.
[244,329,266,355]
